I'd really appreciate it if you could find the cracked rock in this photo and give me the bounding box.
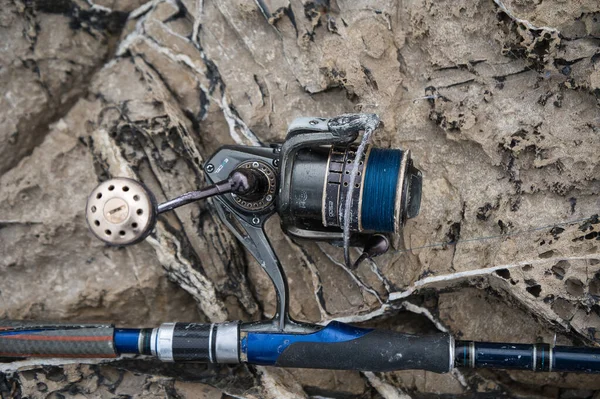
[1,0,600,397]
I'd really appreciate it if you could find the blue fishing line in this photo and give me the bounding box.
[361,149,402,232]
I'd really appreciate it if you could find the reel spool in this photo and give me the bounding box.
[86,178,157,246]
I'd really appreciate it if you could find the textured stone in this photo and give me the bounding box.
[1,0,600,397]
[0,1,128,175]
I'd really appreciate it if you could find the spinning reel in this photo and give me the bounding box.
[86,113,422,332]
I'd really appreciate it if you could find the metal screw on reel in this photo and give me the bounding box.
[86,178,157,246]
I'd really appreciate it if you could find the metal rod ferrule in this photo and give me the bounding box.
[151,322,240,364]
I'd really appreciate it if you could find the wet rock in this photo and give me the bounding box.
[2,0,600,397]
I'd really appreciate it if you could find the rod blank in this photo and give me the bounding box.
[0,322,116,358]
[3,320,600,374]
[455,341,600,373]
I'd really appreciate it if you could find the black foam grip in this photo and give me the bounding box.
[172,323,213,362]
[275,330,452,373]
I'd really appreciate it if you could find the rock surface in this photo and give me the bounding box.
[1,0,600,397]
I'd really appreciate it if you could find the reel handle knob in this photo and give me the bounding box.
[86,178,158,246]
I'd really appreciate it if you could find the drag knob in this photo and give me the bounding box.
[86,178,157,246]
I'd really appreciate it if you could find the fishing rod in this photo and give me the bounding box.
[2,114,600,374]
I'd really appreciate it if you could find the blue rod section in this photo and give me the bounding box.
[455,341,600,373]
[114,328,141,354]
[242,321,371,365]
[553,346,600,373]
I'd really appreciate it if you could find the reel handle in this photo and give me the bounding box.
[157,168,267,214]
[86,169,267,246]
